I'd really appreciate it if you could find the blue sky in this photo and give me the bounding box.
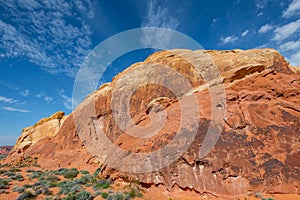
[0,0,299,146]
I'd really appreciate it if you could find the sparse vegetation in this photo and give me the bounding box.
[0,165,145,199]
[0,155,7,160]
[12,186,25,193]
[0,178,10,189]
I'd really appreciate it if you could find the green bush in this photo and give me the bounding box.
[16,190,35,200]
[77,190,93,200]
[12,186,25,193]
[80,170,90,175]
[107,192,125,200]
[63,168,79,179]
[3,170,15,177]
[0,155,6,160]
[74,174,93,185]
[58,180,82,195]
[93,179,110,190]
[62,190,93,200]
[12,174,24,181]
[0,178,10,189]
[23,184,32,188]
[101,192,109,198]
[29,170,43,179]
[45,175,60,182]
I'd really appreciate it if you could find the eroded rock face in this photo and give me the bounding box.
[6,111,66,163]
[4,49,300,197]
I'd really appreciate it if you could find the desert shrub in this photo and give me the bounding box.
[12,174,24,181]
[62,168,79,179]
[93,168,101,178]
[107,192,125,200]
[3,170,15,177]
[54,168,68,175]
[0,155,6,160]
[10,168,21,172]
[23,183,32,188]
[93,179,110,190]
[45,175,60,182]
[74,174,93,185]
[58,180,82,195]
[62,190,93,200]
[80,170,90,175]
[29,170,43,179]
[12,186,25,193]
[0,189,8,194]
[0,169,7,174]
[77,190,93,200]
[0,178,10,189]
[125,188,143,198]
[26,169,35,173]
[101,192,109,198]
[16,190,35,200]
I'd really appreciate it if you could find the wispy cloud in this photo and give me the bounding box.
[242,30,249,37]
[1,106,30,113]
[58,90,72,110]
[20,90,31,97]
[141,0,180,47]
[221,36,238,44]
[288,50,300,66]
[0,96,18,104]
[258,24,273,34]
[35,92,53,103]
[0,0,96,78]
[279,40,300,52]
[282,0,300,18]
[272,19,300,41]
[255,0,272,9]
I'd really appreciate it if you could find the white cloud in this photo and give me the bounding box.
[242,30,249,37]
[44,96,53,103]
[221,36,238,44]
[58,90,72,110]
[35,92,53,103]
[1,106,30,113]
[279,40,300,52]
[20,90,30,97]
[257,12,263,16]
[255,0,271,9]
[0,0,96,78]
[258,24,273,33]
[288,50,300,66]
[141,0,179,47]
[0,96,17,104]
[272,19,300,41]
[283,0,300,18]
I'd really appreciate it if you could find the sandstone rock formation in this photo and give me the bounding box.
[0,146,13,156]
[3,49,300,198]
[6,111,66,162]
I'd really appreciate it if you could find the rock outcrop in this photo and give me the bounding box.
[7,111,66,161]
[3,49,300,197]
[0,146,13,156]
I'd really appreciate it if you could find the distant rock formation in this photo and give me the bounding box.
[3,49,300,197]
[0,146,13,156]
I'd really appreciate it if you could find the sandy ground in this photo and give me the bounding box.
[0,166,299,200]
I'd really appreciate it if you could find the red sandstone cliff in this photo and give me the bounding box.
[3,49,300,197]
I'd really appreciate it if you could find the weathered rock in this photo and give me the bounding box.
[6,111,66,162]
[0,146,13,156]
[3,49,300,197]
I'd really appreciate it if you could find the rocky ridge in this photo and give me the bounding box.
[3,49,300,198]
